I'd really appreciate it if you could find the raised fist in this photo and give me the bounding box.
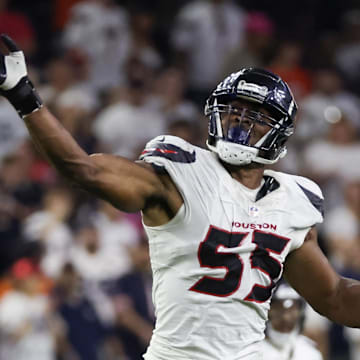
[0,34,42,118]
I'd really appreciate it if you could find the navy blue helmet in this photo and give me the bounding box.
[205,68,298,165]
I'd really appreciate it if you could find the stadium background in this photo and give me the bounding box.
[0,0,360,359]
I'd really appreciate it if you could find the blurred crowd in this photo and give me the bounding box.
[0,0,360,359]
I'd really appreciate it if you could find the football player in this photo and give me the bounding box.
[1,34,360,360]
[262,282,323,360]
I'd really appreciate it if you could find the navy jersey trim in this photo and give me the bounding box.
[140,143,196,163]
[297,183,324,216]
[256,176,280,201]
[150,163,167,175]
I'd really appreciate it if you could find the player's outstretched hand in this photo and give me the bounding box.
[0,34,27,90]
[0,34,42,117]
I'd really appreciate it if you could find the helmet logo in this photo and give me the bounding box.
[237,80,268,99]
[216,72,240,92]
[273,88,286,103]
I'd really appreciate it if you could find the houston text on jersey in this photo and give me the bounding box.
[232,221,277,231]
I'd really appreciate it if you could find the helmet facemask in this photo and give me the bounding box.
[205,97,294,165]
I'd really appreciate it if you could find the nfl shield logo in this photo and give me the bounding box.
[249,205,260,217]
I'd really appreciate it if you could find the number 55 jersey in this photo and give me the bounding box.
[139,136,324,360]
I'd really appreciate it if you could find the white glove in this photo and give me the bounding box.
[0,34,28,90]
[0,34,42,117]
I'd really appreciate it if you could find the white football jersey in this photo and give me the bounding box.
[139,136,324,360]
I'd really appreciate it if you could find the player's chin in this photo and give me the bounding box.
[222,160,264,171]
[240,161,264,170]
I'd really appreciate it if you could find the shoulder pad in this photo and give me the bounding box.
[293,175,324,216]
[139,135,196,164]
[279,172,324,217]
[263,171,324,231]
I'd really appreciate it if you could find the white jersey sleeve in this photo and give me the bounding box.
[140,135,208,226]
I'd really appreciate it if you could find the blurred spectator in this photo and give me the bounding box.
[303,301,330,359]
[323,178,360,270]
[296,67,360,147]
[171,0,247,105]
[301,114,360,210]
[167,118,204,146]
[126,4,163,71]
[335,9,360,96]
[262,282,323,360]
[221,11,275,79]
[148,66,200,124]
[69,223,130,284]
[0,187,23,273]
[92,56,166,158]
[111,238,154,360]
[0,142,39,202]
[38,56,100,154]
[344,326,360,360]
[39,56,98,112]
[0,142,45,273]
[53,0,83,31]
[268,41,312,101]
[0,98,28,163]
[23,186,74,279]
[0,0,36,58]
[0,258,59,360]
[93,200,141,276]
[53,263,120,360]
[327,216,360,360]
[62,0,130,92]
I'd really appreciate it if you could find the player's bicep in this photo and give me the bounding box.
[284,227,341,317]
[85,153,165,212]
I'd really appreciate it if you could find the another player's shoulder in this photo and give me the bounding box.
[297,334,319,348]
[296,335,323,359]
[265,170,324,215]
[140,135,207,164]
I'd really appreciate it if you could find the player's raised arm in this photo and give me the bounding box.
[0,34,168,213]
[284,227,360,328]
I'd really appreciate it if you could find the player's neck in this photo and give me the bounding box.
[222,161,265,189]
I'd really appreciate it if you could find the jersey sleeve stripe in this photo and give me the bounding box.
[140,143,196,163]
[297,183,324,216]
